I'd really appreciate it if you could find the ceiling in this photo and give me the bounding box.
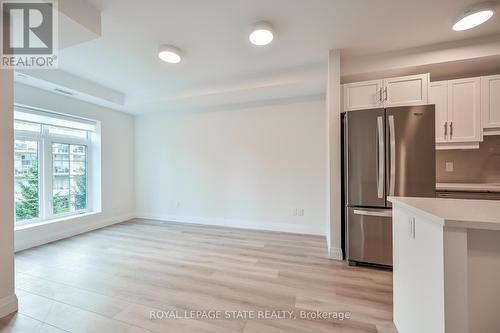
[28,0,500,113]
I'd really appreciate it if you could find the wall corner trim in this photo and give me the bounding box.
[328,247,343,261]
[0,294,18,319]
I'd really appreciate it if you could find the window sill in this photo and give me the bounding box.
[15,211,100,231]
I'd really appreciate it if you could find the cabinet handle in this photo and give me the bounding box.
[444,122,447,139]
[379,88,383,103]
[354,209,392,217]
[384,87,388,101]
[412,218,416,239]
[408,217,416,239]
[450,122,453,138]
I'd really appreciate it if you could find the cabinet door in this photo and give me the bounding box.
[429,81,449,143]
[447,77,482,143]
[392,206,445,333]
[343,80,383,111]
[481,75,500,132]
[383,73,429,108]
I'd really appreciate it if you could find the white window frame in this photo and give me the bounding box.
[14,108,97,226]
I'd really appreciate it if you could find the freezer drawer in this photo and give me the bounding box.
[348,207,393,266]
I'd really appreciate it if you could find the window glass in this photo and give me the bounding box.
[52,143,87,214]
[14,140,39,222]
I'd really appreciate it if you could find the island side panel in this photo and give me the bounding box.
[443,227,468,333]
[467,229,500,333]
[392,203,445,333]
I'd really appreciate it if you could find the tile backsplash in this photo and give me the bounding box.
[436,135,500,183]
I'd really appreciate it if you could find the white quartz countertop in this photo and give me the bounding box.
[388,197,500,230]
[436,182,500,192]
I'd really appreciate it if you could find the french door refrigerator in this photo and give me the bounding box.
[344,105,436,267]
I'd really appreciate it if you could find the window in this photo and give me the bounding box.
[14,139,40,222]
[14,106,99,225]
[52,143,87,214]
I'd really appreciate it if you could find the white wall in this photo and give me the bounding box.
[0,70,18,318]
[135,98,327,236]
[13,83,135,251]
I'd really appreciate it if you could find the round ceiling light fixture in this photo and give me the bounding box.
[249,21,274,46]
[158,45,182,63]
[452,1,496,31]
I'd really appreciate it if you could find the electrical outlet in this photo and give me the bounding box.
[292,208,298,216]
[298,209,305,217]
[445,162,454,172]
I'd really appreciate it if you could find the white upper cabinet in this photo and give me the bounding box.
[447,77,482,144]
[343,79,383,111]
[429,81,448,144]
[383,73,429,108]
[430,77,482,149]
[481,74,500,135]
[343,74,429,111]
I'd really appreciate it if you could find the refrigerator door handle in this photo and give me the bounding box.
[388,115,396,196]
[353,209,392,218]
[377,116,384,199]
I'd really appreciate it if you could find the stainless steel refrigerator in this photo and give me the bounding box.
[343,105,436,267]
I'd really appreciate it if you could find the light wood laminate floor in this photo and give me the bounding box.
[1,219,394,333]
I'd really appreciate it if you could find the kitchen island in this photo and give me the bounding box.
[388,197,500,333]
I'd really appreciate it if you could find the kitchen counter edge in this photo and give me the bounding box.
[388,196,500,231]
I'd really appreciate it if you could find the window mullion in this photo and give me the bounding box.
[86,144,92,213]
[45,138,52,219]
[38,136,45,220]
[42,125,52,220]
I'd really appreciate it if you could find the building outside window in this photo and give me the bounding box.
[14,106,100,225]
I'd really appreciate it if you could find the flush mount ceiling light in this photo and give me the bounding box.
[452,1,496,31]
[249,21,274,46]
[158,45,182,63]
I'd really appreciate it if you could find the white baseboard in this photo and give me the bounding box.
[377,323,399,333]
[15,213,135,252]
[136,213,326,236]
[0,294,18,319]
[328,247,343,260]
